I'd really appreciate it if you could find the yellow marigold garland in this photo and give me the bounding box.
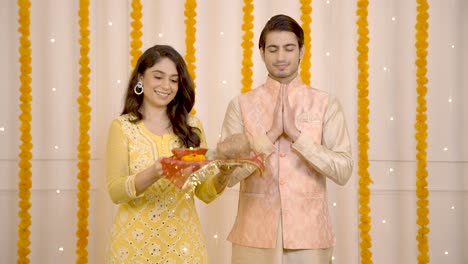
[184,0,197,114]
[240,0,254,94]
[300,0,312,85]
[130,0,143,67]
[76,0,91,263]
[356,0,373,263]
[17,0,33,263]
[414,0,430,262]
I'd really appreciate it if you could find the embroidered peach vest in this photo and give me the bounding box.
[227,77,335,249]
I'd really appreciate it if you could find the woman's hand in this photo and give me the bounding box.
[135,158,164,195]
[213,164,236,193]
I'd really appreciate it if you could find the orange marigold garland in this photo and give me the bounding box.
[300,0,312,85]
[76,0,91,263]
[240,0,254,94]
[184,0,197,114]
[414,0,430,262]
[17,0,33,263]
[356,0,373,263]
[130,0,143,67]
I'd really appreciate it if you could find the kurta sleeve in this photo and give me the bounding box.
[221,97,275,156]
[189,117,222,203]
[217,97,264,187]
[106,119,140,204]
[292,98,353,185]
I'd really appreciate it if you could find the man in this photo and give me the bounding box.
[218,14,353,264]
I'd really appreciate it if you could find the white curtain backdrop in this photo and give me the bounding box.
[0,0,466,263]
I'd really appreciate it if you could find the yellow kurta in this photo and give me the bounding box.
[105,114,219,264]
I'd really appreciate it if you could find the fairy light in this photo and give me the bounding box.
[108,21,113,26]
[50,38,56,43]
[158,33,164,38]
[56,189,61,194]
[222,80,227,84]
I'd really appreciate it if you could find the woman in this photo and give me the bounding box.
[105,45,225,263]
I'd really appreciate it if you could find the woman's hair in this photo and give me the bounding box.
[121,45,201,148]
[258,14,304,50]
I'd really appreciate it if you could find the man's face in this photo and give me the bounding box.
[261,31,303,83]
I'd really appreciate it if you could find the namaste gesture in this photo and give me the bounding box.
[267,86,301,142]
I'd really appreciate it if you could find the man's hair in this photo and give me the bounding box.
[258,14,304,50]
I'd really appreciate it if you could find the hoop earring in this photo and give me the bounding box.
[134,81,143,95]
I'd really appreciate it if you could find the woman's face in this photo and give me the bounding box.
[140,57,179,109]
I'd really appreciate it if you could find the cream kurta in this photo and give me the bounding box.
[105,114,219,264]
[221,76,353,250]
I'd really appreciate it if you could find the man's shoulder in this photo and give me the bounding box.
[238,83,268,98]
[299,85,330,98]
